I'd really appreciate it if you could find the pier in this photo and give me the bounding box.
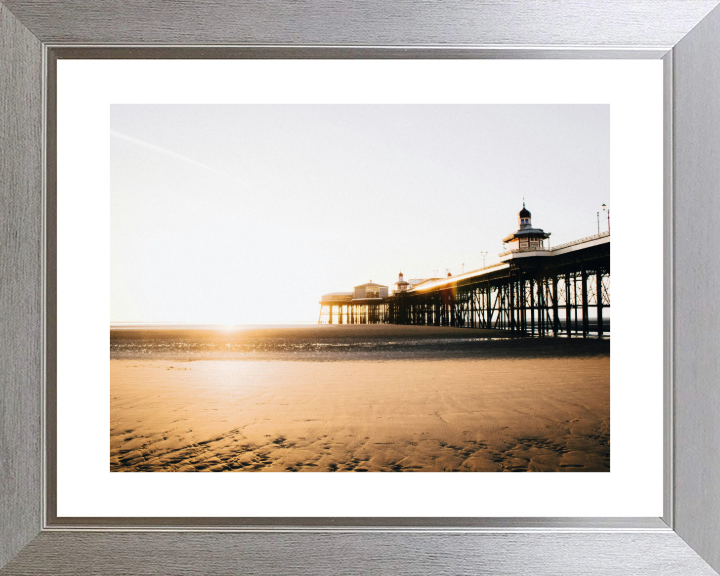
[319,205,610,338]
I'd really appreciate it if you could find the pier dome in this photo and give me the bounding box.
[518,202,532,228]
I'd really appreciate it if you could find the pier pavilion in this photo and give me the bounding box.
[318,205,610,338]
[318,282,389,325]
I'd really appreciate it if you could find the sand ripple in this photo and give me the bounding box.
[111,349,610,473]
[111,420,610,472]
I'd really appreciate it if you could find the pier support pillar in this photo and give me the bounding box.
[486,285,492,328]
[541,280,545,335]
[566,272,574,337]
[520,276,526,333]
[552,276,559,336]
[529,278,535,336]
[566,273,572,337]
[581,264,589,338]
[509,278,515,331]
[597,270,604,338]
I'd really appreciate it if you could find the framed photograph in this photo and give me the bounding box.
[56,60,652,521]
[2,1,720,574]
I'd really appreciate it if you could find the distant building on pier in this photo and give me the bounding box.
[318,282,388,324]
[320,292,353,303]
[394,272,409,294]
[353,282,388,300]
[502,202,551,252]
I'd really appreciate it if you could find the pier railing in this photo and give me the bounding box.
[550,231,610,251]
[498,231,610,258]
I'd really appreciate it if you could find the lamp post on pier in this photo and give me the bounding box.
[602,203,609,232]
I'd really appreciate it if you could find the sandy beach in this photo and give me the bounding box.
[111,325,609,472]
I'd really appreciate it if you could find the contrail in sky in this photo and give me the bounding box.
[111,130,231,178]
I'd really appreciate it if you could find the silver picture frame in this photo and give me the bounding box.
[2,1,720,573]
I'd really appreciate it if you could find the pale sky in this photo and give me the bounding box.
[110,104,609,324]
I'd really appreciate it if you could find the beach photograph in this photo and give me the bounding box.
[110,104,610,473]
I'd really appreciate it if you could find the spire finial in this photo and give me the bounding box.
[523,197,525,208]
